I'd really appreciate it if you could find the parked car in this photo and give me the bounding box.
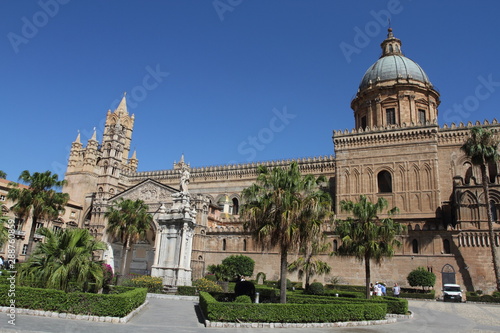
[442,284,463,302]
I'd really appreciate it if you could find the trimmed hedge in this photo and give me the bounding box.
[286,294,408,314]
[399,290,435,299]
[177,286,197,296]
[199,292,386,323]
[466,293,500,303]
[0,285,147,317]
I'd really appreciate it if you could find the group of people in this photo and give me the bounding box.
[370,282,401,297]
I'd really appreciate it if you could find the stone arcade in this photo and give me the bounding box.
[62,29,500,293]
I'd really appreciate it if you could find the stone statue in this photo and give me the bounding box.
[180,165,190,193]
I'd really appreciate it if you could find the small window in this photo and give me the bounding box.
[361,116,367,129]
[53,226,62,232]
[222,239,227,251]
[491,201,498,222]
[35,222,44,230]
[386,108,396,125]
[418,109,426,124]
[70,211,76,218]
[412,239,419,254]
[243,239,247,251]
[443,239,451,254]
[333,240,338,252]
[488,162,498,183]
[377,170,393,193]
[232,198,239,215]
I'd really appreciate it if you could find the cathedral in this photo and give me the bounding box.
[59,29,500,293]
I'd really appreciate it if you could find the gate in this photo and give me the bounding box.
[441,264,456,285]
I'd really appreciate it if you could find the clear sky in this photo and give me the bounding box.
[1,0,499,182]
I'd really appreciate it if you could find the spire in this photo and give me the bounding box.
[90,127,97,141]
[180,153,185,164]
[115,92,128,116]
[131,150,137,160]
[74,130,81,144]
[380,28,403,57]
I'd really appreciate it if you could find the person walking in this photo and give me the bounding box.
[393,283,401,297]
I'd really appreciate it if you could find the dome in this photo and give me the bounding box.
[359,55,432,89]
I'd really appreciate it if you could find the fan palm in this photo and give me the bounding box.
[18,227,106,292]
[7,170,69,257]
[335,195,405,298]
[461,126,500,291]
[242,161,330,303]
[105,198,153,275]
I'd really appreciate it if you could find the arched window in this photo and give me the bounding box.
[243,239,247,251]
[412,239,419,254]
[333,240,338,252]
[464,164,473,184]
[488,162,498,183]
[443,239,451,254]
[378,170,392,193]
[222,239,226,251]
[232,198,239,215]
[491,201,498,222]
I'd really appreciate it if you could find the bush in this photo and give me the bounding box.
[194,278,224,293]
[177,286,197,296]
[407,267,436,290]
[204,274,217,282]
[399,290,435,299]
[306,282,324,295]
[199,291,386,323]
[277,278,293,290]
[121,275,163,293]
[234,295,252,303]
[0,285,146,317]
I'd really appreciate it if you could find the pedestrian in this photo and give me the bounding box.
[370,283,374,296]
[381,283,387,296]
[393,283,401,297]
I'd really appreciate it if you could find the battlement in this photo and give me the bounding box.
[122,155,336,183]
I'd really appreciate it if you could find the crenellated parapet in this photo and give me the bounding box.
[122,155,336,183]
[438,119,499,145]
[334,121,439,149]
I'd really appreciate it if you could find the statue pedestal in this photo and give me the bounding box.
[151,193,196,287]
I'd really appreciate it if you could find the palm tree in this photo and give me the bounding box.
[7,170,69,257]
[0,170,6,179]
[289,190,333,289]
[18,227,106,292]
[105,198,153,276]
[335,195,405,299]
[0,210,9,247]
[242,161,330,303]
[461,126,500,291]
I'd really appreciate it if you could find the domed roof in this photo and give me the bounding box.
[358,29,432,90]
[359,55,431,89]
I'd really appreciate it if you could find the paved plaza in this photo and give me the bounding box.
[1,297,500,333]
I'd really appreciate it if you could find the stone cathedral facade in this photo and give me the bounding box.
[62,29,500,293]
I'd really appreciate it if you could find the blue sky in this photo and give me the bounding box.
[1,0,500,181]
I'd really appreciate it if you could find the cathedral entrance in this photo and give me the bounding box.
[441,264,456,285]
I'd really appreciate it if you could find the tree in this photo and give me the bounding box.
[0,210,9,247]
[335,195,405,299]
[7,170,69,257]
[0,170,6,179]
[18,227,106,292]
[289,190,333,289]
[242,161,330,303]
[407,266,436,290]
[461,126,500,291]
[105,198,153,275]
[222,254,255,279]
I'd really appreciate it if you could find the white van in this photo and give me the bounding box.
[442,284,463,302]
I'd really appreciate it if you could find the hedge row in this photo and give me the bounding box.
[199,292,386,323]
[400,290,435,299]
[466,294,500,303]
[177,286,197,296]
[286,294,408,314]
[0,285,147,317]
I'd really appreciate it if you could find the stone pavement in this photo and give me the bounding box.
[1,297,500,333]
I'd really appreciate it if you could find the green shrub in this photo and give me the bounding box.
[277,278,293,290]
[204,274,217,282]
[399,290,435,299]
[306,282,324,295]
[199,292,386,323]
[407,267,436,290]
[324,290,364,298]
[466,294,500,303]
[0,285,146,317]
[325,284,366,293]
[492,291,500,298]
[177,286,197,296]
[234,295,252,303]
[121,275,163,293]
[194,278,224,293]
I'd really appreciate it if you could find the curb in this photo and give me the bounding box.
[204,317,398,328]
[0,300,149,324]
